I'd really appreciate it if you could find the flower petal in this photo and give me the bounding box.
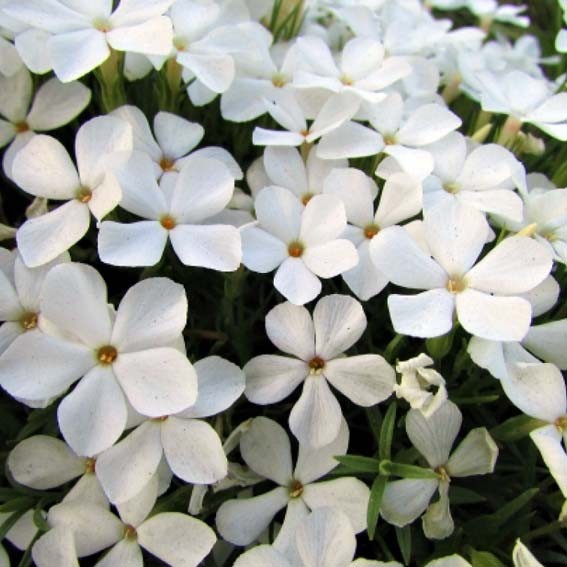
[447,427,498,477]
[96,539,142,567]
[300,194,347,246]
[380,478,438,527]
[153,112,203,160]
[274,257,321,306]
[265,302,315,361]
[241,226,287,273]
[422,480,453,540]
[530,425,567,497]
[302,239,358,279]
[254,185,303,243]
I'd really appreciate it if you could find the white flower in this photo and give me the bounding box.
[0,263,197,457]
[244,295,395,447]
[324,170,422,301]
[241,186,358,305]
[423,132,525,222]
[98,152,242,271]
[12,115,132,267]
[0,248,68,355]
[3,0,175,81]
[95,356,244,504]
[0,66,90,177]
[293,36,410,103]
[395,353,447,417]
[110,105,242,182]
[216,417,369,551]
[252,90,361,148]
[477,70,567,141]
[381,401,498,539]
[500,362,567,497]
[370,200,553,341]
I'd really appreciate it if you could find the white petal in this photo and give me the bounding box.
[370,226,447,290]
[524,320,567,369]
[309,92,360,141]
[88,172,122,220]
[112,277,187,352]
[324,355,395,406]
[388,290,455,338]
[241,226,287,273]
[116,471,158,527]
[456,289,531,342]
[14,29,53,75]
[301,477,370,533]
[397,105,461,147]
[406,401,462,468]
[0,322,21,355]
[501,362,566,421]
[234,545,291,567]
[512,540,545,567]
[317,121,383,160]
[244,355,308,404]
[266,302,315,361]
[95,421,163,504]
[12,134,79,199]
[380,478,438,527]
[178,51,234,93]
[8,435,84,490]
[170,224,242,271]
[0,331,93,400]
[467,337,508,380]
[162,416,227,483]
[466,236,552,294]
[98,221,168,267]
[0,67,32,122]
[383,145,434,180]
[96,539,143,567]
[17,200,90,267]
[272,497,310,557]
[424,200,488,276]
[375,172,422,227]
[49,29,110,82]
[183,146,243,180]
[63,472,108,507]
[313,294,366,360]
[110,105,160,160]
[3,1,90,34]
[137,512,216,566]
[172,157,234,223]
[263,146,308,196]
[422,480,453,540]
[32,527,78,567]
[274,257,321,306]
[295,418,349,485]
[41,262,112,346]
[114,348,197,417]
[58,366,127,457]
[289,376,343,448]
[303,239,358,279]
[530,425,567,497]
[180,356,245,418]
[255,185,303,243]
[447,427,498,477]
[459,189,524,222]
[294,507,357,567]
[216,487,289,545]
[343,241,388,301]
[75,115,133,187]
[253,127,304,146]
[153,112,203,160]
[106,16,173,56]
[48,502,123,557]
[300,194,347,246]
[26,79,91,131]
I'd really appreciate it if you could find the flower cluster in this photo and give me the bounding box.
[0,0,565,566]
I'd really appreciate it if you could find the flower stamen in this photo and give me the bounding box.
[288,241,304,258]
[288,479,304,498]
[97,345,118,365]
[76,187,92,204]
[160,215,177,230]
[363,224,380,239]
[308,356,325,375]
[19,312,38,331]
[447,277,466,294]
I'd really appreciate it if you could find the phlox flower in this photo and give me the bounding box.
[0,66,90,177]
[241,186,358,305]
[110,105,242,183]
[500,362,567,497]
[0,263,197,457]
[381,400,498,539]
[370,200,552,341]
[216,417,369,551]
[11,115,132,267]
[3,0,176,82]
[98,152,242,270]
[244,295,395,447]
[94,356,244,504]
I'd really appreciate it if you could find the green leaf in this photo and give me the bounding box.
[489,488,539,526]
[426,329,455,360]
[396,525,412,565]
[365,406,382,445]
[490,415,548,442]
[367,475,387,540]
[379,461,439,480]
[379,401,397,461]
[471,550,507,567]
[0,507,31,540]
[33,507,49,532]
[449,486,486,505]
[334,455,381,473]
[0,497,35,513]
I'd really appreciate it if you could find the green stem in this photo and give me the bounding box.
[97,49,126,113]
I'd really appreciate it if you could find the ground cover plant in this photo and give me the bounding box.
[0,0,566,565]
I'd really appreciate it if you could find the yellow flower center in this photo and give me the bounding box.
[75,187,92,204]
[19,312,38,331]
[160,157,176,173]
[443,182,460,194]
[363,224,380,239]
[15,121,29,134]
[435,465,450,482]
[123,525,138,540]
[555,416,567,432]
[97,345,118,365]
[93,18,112,32]
[84,457,96,474]
[289,479,304,498]
[160,215,177,230]
[272,74,287,88]
[446,277,466,294]
[288,241,304,258]
[301,193,313,206]
[308,356,325,375]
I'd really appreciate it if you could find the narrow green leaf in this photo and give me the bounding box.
[490,415,548,442]
[449,486,486,505]
[33,507,49,532]
[0,508,31,540]
[379,401,397,461]
[379,461,439,480]
[334,455,381,473]
[367,475,388,540]
[471,550,507,567]
[395,525,412,565]
[365,407,382,445]
[490,488,539,525]
[0,497,35,513]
